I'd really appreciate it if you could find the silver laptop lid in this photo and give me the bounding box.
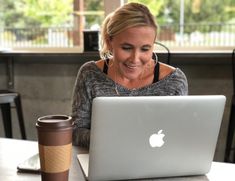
[87,95,226,181]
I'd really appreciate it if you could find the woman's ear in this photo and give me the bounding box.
[106,36,113,51]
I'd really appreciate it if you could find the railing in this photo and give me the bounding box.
[0,23,234,49]
[159,23,235,47]
[0,27,75,48]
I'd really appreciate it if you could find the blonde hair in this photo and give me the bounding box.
[100,2,158,60]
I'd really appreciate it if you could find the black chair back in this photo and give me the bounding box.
[153,41,171,65]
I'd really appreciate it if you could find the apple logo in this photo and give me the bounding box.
[149,129,165,147]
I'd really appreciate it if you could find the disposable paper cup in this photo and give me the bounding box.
[36,115,73,181]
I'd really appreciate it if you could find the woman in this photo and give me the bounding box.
[72,2,188,148]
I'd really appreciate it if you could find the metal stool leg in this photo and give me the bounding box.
[225,49,235,162]
[234,146,235,163]
[14,95,26,140]
[0,103,13,138]
[225,97,235,163]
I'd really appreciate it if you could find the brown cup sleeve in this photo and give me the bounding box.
[39,143,72,173]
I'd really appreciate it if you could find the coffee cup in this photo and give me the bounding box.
[36,115,73,181]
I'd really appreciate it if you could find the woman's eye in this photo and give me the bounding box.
[141,47,151,52]
[122,46,132,51]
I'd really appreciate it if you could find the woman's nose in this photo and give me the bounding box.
[130,50,141,63]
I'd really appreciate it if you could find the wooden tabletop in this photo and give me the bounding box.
[0,138,235,181]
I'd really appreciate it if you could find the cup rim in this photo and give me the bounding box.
[37,114,73,128]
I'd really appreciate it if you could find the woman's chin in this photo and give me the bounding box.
[124,73,142,80]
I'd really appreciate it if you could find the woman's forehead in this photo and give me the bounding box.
[112,26,156,44]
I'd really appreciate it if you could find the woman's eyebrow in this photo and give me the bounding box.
[120,43,152,47]
[120,42,133,46]
[142,44,152,48]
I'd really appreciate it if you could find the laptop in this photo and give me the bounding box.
[77,95,226,181]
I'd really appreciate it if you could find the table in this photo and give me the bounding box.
[0,138,235,181]
[0,138,87,181]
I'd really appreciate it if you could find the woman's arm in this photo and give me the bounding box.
[71,64,92,148]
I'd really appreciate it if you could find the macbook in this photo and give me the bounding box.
[77,95,226,181]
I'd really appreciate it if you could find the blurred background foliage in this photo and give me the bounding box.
[0,0,234,28]
[129,0,235,25]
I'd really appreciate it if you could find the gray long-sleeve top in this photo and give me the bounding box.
[71,61,188,148]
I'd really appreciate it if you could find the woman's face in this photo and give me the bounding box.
[109,26,156,80]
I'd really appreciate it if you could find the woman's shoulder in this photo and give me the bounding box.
[173,67,187,80]
[95,59,105,70]
[80,60,104,70]
[156,63,188,95]
[159,62,186,80]
[158,62,175,80]
[76,61,98,78]
[78,61,98,73]
[78,60,105,79]
[80,61,96,69]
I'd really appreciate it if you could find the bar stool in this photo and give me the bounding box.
[0,90,26,139]
[224,49,235,163]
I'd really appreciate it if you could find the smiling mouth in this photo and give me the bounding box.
[125,63,140,69]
